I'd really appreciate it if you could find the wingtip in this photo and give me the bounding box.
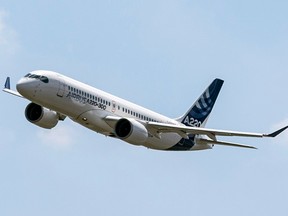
[265,126,288,138]
[4,77,11,89]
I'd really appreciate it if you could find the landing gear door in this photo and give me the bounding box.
[57,77,66,97]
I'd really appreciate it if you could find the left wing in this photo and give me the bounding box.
[3,77,23,98]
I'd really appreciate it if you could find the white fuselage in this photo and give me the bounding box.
[9,70,286,151]
[16,70,206,150]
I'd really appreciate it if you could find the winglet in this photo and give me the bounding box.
[265,126,288,137]
[4,77,11,89]
[3,77,23,98]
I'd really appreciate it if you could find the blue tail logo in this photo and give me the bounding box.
[180,78,224,127]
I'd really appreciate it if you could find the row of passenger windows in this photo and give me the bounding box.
[121,107,157,122]
[68,85,111,106]
[68,85,158,122]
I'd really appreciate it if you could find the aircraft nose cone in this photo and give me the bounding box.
[16,78,34,97]
[16,78,26,94]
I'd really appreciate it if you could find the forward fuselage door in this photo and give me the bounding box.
[112,100,116,113]
[57,77,67,97]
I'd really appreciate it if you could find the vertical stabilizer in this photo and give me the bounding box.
[177,79,224,128]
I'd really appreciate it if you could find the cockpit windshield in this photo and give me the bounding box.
[24,73,49,83]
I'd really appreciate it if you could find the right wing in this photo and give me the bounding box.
[104,116,288,149]
[147,122,288,149]
[147,122,288,138]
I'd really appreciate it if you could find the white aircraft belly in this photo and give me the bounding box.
[143,133,182,150]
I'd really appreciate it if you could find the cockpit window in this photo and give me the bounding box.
[40,76,49,83]
[25,73,49,83]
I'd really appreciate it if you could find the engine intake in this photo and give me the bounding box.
[25,103,59,129]
[115,118,148,145]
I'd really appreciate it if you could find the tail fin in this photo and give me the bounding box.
[177,78,224,128]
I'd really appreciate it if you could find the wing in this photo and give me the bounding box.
[147,122,288,149]
[3,77,23,98]
[104,116,288,149]
[147,122,288,138]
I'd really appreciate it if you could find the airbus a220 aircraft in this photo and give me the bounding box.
[3,70,288,150]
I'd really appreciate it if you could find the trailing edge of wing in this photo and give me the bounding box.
[147,122,288,139]
[3,77,23,98]
[197,138,257,149]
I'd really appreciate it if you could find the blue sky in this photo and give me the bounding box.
[1,0,288,215]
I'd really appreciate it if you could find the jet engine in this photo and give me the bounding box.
[115,118,148,145]
[25,103,59,129]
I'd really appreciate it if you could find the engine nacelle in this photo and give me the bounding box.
[25,103,59,129]
[115,118,148,145]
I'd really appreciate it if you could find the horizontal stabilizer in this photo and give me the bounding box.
[197,138,257,149]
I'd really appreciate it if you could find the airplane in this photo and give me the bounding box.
[3,70,288,151]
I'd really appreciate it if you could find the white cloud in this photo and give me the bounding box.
[37,122,77,150]
[0,9,18,55]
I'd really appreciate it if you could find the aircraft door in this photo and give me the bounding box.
[112,100,116,113]
[57,78,66,97]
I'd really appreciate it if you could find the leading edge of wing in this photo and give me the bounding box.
[147,122,288,139]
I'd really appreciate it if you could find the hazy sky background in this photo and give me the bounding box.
[1,1,288,215]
